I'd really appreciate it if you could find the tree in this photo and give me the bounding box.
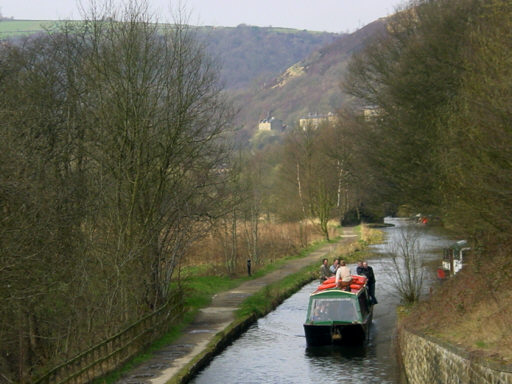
[440,0,512,240]
[0,1,233,380]
[0,30,90,379]
[277,123,340,240]
[344,0,512,243]
[344,0,480,213]
[387,227,424,304]
[76,1,234,310]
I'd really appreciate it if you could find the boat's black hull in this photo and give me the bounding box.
[304,324,334,346]
[304,312,372,346]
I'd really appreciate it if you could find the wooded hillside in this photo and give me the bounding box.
[230,18,386,134]
[0,21,338,90]
[198,25,338,89]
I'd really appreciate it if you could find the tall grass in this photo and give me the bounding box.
[183,221,329,276]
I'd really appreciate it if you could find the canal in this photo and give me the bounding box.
[190,218,454,384]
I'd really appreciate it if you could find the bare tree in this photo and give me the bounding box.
[278,123,340,240]
[387,227,424,304]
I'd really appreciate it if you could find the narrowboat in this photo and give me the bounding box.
[303,275,373,346]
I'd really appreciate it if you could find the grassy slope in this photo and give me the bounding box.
[400,249,512,365]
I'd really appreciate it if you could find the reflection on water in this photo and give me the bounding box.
[190,218,453,384]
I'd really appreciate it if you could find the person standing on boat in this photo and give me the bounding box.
[335,260,352,290]
[356,260,364,275]
[320,258,332,281]
[329,258,340,274]
[361,261,378,304]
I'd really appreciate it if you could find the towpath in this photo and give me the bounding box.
[116,229,358,384]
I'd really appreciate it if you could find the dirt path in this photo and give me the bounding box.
[116,229,358,384]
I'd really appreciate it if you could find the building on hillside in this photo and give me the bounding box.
[362,106,382,121]
[299,112,337,129]
[258,116,284,131]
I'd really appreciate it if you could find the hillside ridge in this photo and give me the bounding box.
[0,20,339,90]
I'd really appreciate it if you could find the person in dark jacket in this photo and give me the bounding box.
[361,261,378,304]
[356,260,364,275]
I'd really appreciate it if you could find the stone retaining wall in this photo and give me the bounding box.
[398,327,512,384]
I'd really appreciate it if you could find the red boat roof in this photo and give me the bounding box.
[314,274,368,294]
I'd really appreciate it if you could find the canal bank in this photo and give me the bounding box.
[115,229,360,384]
[397,327,512,384]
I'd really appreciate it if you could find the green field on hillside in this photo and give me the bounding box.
[0,20,62,38]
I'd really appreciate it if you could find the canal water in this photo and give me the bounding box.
[190,218,455,384]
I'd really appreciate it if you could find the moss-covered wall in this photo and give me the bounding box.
[398,328,512,384]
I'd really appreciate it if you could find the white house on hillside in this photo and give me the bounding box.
[258,116,284,131]
[299,112,337,129]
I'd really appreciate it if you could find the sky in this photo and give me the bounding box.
[1,0,405,33]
